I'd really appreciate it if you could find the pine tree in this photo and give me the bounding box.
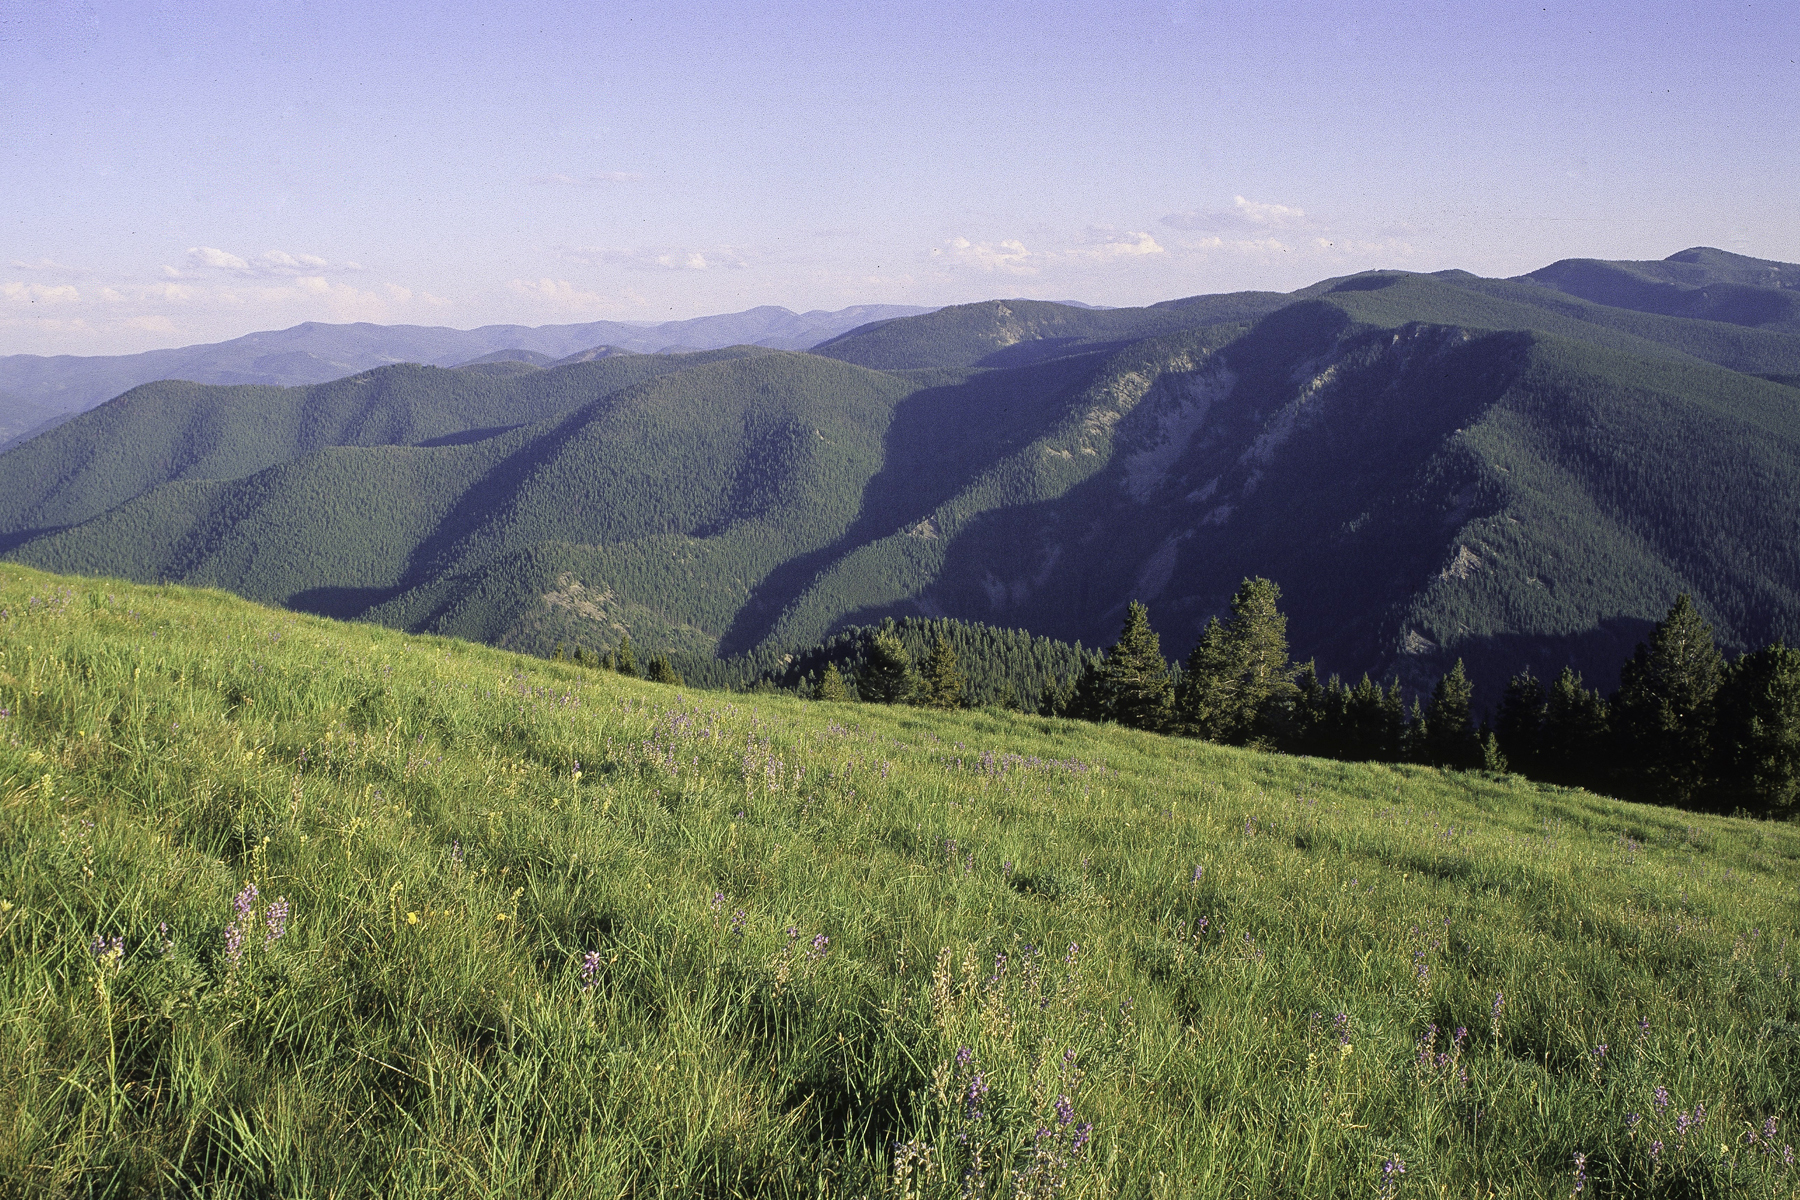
[613,634,639,679]
[918,633,966,710]
[1173,578,1294,744]
[1612,595,1724,804]
[1341,675,1404,762]
[1495,669,1548,775]
[1540,667,1608,788]
[1710,642,1800,813]
[646,655,682,685]
[1417,659,1481,769]
[814,661,852,702]
[1091,601,1172,730]
[857,624,916,704]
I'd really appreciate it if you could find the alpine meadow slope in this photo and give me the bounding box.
[1,564,1796,1196]
[3,248,1798,714]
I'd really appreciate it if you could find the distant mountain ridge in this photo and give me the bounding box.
[0,302,936,445]
[3,247,1797,711]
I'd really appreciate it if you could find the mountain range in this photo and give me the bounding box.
[0,303,934,449]
[2,246,1796,709]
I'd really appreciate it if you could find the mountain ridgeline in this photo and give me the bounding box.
[2,246,1797,767]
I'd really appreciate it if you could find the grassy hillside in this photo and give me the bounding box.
[1,565,1797,1198]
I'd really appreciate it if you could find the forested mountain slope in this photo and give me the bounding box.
[0,303,931,421]
[4,249,1797,709]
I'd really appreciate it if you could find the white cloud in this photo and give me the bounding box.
[10,256,83,273]
[564,246,751,271]
[932,237,1038,274]
[1072,229,1166,259]
[531,171,644,185]
[931,230,1165,274]
[182,246,364,277]
[1,281,81,304]
[187,246,251,271]
[1161,196,1310,234]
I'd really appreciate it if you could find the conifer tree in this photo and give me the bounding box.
[613,635,639,678]
[918,633,966,710]
[646,655,681,685]
[1710,642,1800,813]
[1416,659,1481,768]
[1341,675,1405,762]
[857,624,917,704]
[1540,667,1608,788]
[1613,594,1724,804]
[1285,661,1339,757]
[1174,578,1294,744]
[1091,601,1172,730]
[814,661,851,702]
[1495,669,1548,775]
[1038,674,1075,718]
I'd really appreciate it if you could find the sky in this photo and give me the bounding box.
[3,0,1796,356]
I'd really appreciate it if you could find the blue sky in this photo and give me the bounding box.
[3,0,1795,355]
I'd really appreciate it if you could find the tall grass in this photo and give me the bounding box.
[0,563,1795,1197]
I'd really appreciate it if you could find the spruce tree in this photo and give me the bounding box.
[857,625,916,704]
[1711,642,1800,813]
[1495,669,1548,775]
[1417,659,1481,769]
[1540,667,1608,788]
[613,635,639,678]
[1095,601,1172,730]
[814,661,852,702]
[918,633,966,710]
[1173,578,1294,744]
[646,655,682,685]
[1613,595,1724,804]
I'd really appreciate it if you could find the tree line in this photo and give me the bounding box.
[1034,581,1796,815]
[552,581,1798,816]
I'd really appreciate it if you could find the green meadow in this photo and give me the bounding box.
[0,563,1795,1198]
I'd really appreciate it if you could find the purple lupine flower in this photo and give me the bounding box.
[1675,1113,1691,1137]
[1191,864,1204,884]
[965,1071,988,1120]
[808,932,830,961]
[224,921,245,965]
[710,891,725,913]
[1071,1123,1093,1155]
[234,883,259,918]
[1065,942,1080,968]
[1626,1112,1641,1130]
[264,897,289,946]
[1654,1085,1671,1114]
[1649,1140,1664,1164]
[955,1045,973,1069]
[580,950,600,990]
[729,909,747,938]
[1055,1095,1074,1127]
[1573,1151,1587,1194]
[1379,1156,1406,1200]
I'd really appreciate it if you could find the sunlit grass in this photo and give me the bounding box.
[0,563,1795,1198]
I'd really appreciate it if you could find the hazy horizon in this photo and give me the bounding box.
[5,0,1796,357]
